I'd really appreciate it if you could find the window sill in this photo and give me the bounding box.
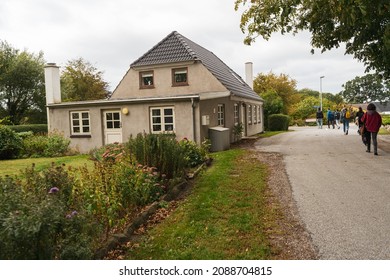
[172,83,189,87]
[70,134,92,138]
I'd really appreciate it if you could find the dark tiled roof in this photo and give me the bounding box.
[131,31,262,101]
[353,102,390,113]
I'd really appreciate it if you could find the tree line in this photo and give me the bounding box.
[2,0,390,126]
[0,41,110,125]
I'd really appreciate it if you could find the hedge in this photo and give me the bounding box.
[8,124,48,134]
[268,114,290,131]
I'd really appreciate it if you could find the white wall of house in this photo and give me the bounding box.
[48,100,197,153]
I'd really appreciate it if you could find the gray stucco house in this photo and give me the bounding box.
[44,31,264,153]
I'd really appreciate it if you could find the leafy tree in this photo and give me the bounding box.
[0,41,45,124]
[253,71,298,114]
[61,58,110,101]
[290,96,318,120]
[235,0,390,79]
[257,89,283,129]
[340,73,390,103]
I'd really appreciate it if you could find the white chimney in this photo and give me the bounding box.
[245,62,253,90]
[44,63,61,104]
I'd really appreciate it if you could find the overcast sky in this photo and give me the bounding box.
[1,0,367,94]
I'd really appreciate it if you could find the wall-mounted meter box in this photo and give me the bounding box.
[202,115,210,126]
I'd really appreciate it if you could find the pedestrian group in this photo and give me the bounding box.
[316,103,383,156]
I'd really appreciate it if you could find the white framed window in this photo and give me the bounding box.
[70,111,90,135]
[234,103,239,125]
[150,107,175,133]
[217,104,225,126]
[253,105,257,124]
[248,105,252,125]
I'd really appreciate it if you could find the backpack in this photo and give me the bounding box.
[345,110,351,119]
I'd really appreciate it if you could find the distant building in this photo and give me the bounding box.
[352,102,390,115]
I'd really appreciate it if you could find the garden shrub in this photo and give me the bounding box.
[0,165,96,259]
[44,132,71,157]
[127,133,186,179]
[21,132,70,158]
[268,114,290,131]
[382,115,390,125]
[179,138,209,168]
[0,125,23,159]
[22,135,48,157]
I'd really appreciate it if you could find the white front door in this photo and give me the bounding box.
[103,110,122,144]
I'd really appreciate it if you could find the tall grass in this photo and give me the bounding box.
[127,133,186,179]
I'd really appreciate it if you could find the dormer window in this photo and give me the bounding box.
[172,67,188,86]
[140,71,154,89]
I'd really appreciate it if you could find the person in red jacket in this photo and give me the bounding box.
[361,103,383,155]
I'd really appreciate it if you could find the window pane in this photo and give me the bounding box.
[153,117,161,123]
[83,127,90,133]
[165,124,174,131]
[73,120,79,126]
[175,73,187,83]
[164,108,173,115]
[73,127,80,133]
[113,113,120,120]
[165,116,173,123]
[81,112,89,119]
[107,122,113,129]
[152,109,161,116]
[153,125,161,131]
[113,121,121,128]
[143,76,153,86]
[72,113,79,119]
[82,119,89,126]
[106,113,112,120]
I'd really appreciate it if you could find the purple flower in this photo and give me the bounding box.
[48,187,59,194]
[66,211,78,219]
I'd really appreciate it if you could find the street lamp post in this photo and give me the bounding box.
[320,76,325,111]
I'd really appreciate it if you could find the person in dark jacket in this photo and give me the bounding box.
[355,106,365,134]
[327,108,335,129]
[316,107,324,129]
[361,103,382,155]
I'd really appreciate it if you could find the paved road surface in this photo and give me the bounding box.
[254,124,390,259]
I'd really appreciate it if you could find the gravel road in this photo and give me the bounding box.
[254,124,390,259]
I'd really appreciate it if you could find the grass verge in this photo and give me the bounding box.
[125,148,274,260]
[0,154,92,177]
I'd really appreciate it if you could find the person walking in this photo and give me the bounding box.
[335,109,341,129]
[361,103,382,155]
[327,108,335,129]
[316,107,324,129]
[355,106,365,134]
[341,106,349,134]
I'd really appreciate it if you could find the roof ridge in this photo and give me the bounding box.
[173,31,198,60]
[130,31,177,67]
[131,31,197,67]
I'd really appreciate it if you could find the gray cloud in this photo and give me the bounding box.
[1,0,366,93]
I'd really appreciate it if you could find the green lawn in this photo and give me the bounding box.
[0,154,92,177]
[125,148,276,260]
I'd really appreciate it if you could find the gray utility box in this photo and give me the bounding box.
[208,127,230,152]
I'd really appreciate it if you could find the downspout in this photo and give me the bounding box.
[191,98,197,143]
